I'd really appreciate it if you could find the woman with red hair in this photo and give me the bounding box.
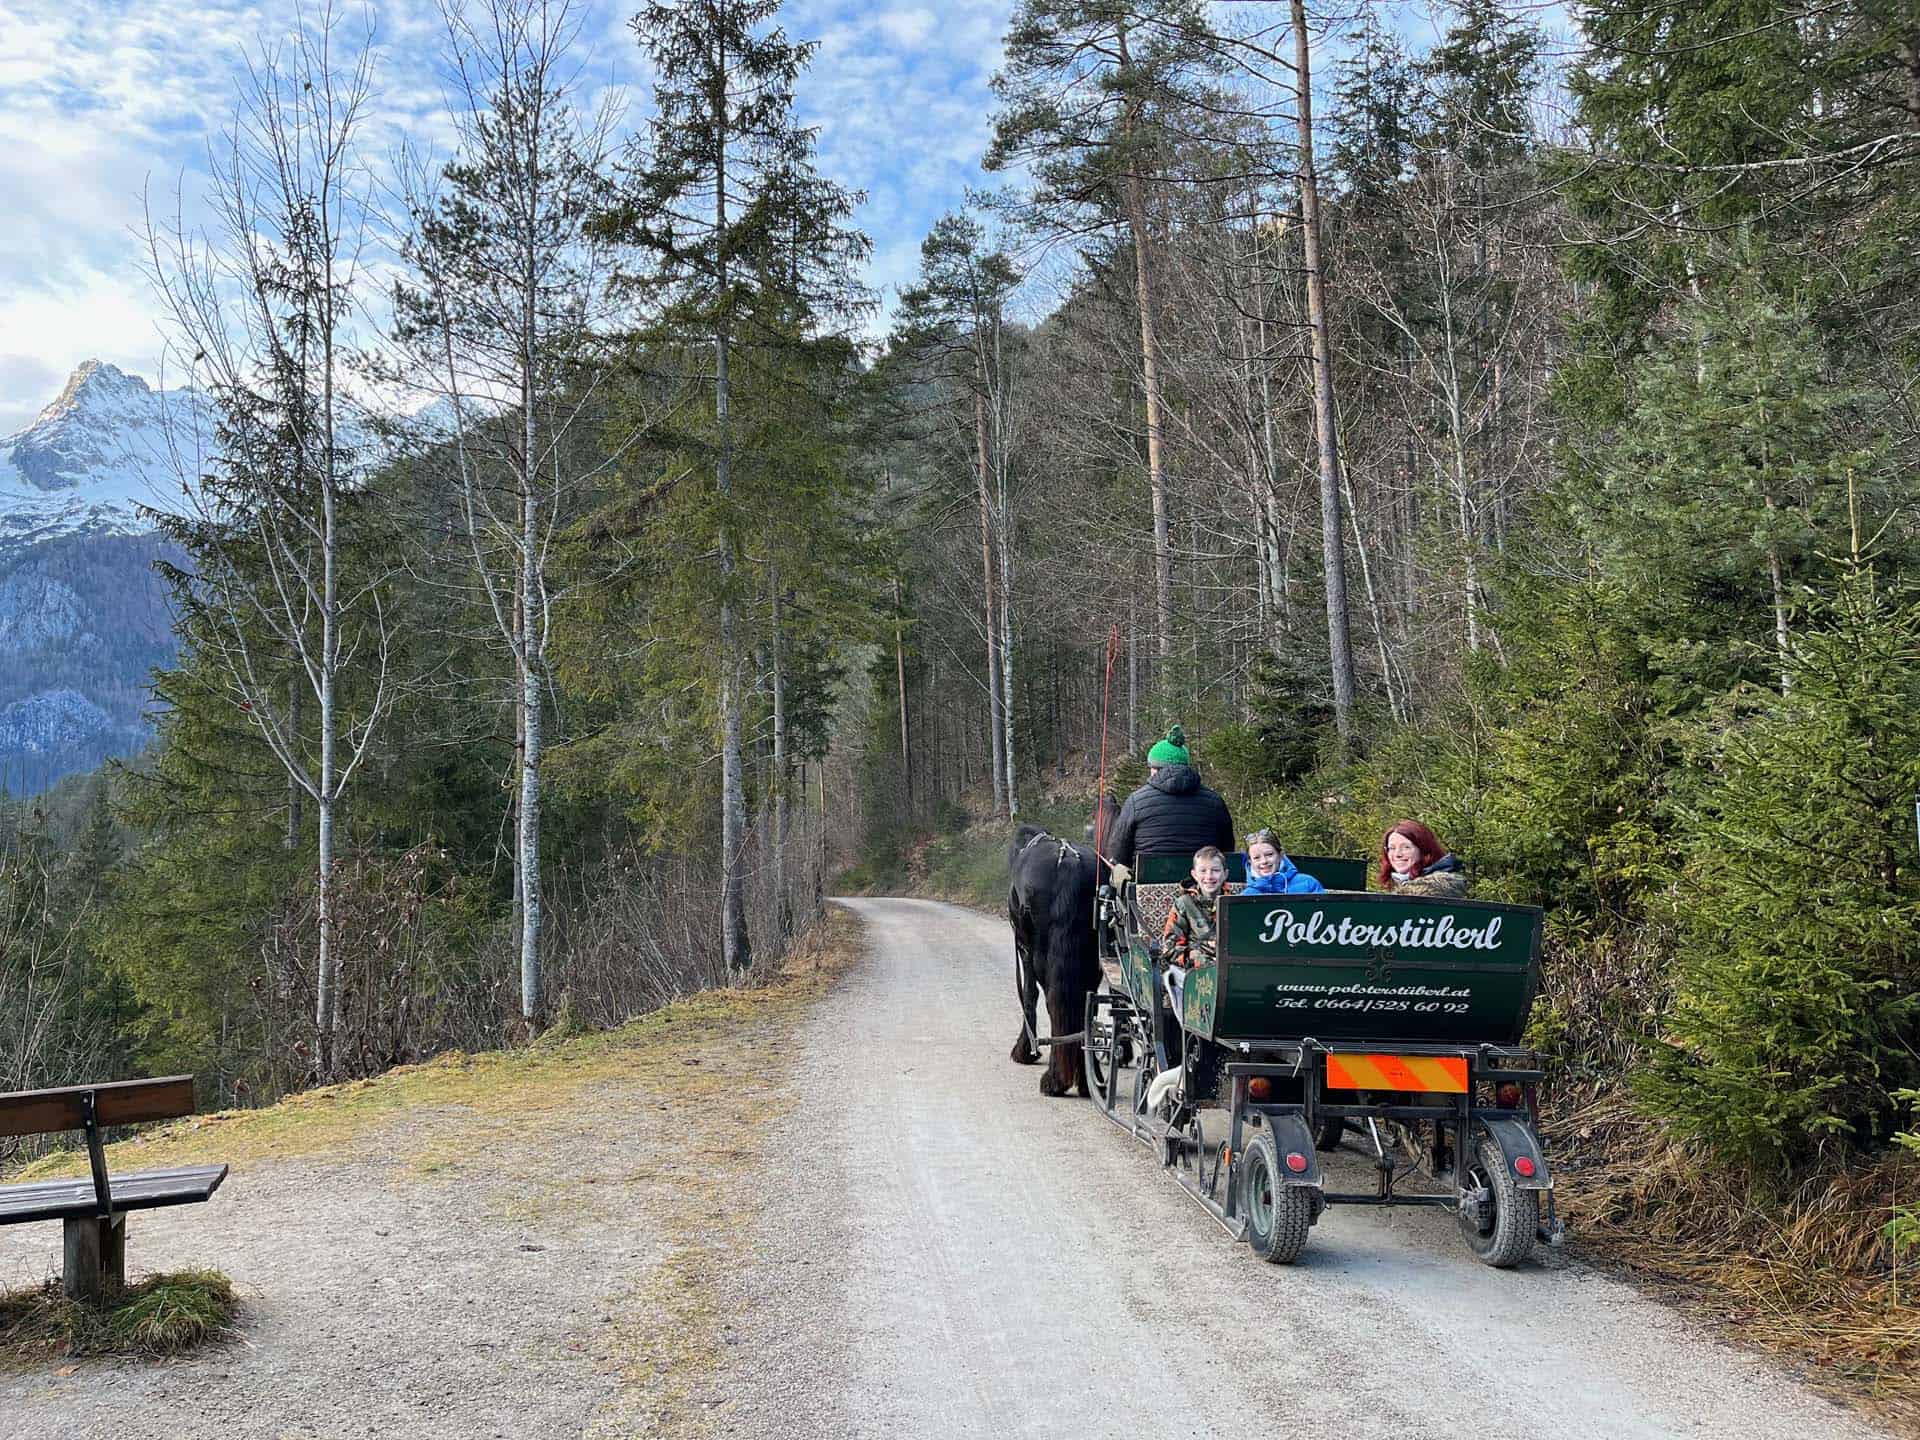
[1377,820,1469,897]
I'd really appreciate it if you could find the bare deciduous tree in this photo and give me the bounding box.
[145,4,396,1076]
[391,0,624,1026]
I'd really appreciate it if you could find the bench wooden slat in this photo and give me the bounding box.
[0,1077,197,1138]
[0,1165,229,1225]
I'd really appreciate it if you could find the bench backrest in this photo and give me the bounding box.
[1137,852,1246,885]
[0,1077,197,1140]
[1133,880,1242,954]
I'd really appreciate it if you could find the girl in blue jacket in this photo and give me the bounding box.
[1241,828,1326,895]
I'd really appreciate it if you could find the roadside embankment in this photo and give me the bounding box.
[0,907,863,1439]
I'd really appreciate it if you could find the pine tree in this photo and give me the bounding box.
[987,0,1220,677]
[1645,561,1920,1166]
[599,0,867,973]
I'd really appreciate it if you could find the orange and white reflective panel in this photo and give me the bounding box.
[1325,1053,1468,1093]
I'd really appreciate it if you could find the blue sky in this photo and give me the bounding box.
[0,0,1017,433]
[0,1,1573,434]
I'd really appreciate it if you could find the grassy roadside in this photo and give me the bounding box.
[7,906,866,1435]
[1547,1097,1920,1431]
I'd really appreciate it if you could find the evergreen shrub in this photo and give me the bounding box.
[1642,568,1920,1166]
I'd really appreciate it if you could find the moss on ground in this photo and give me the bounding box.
[0,1270,240,1365]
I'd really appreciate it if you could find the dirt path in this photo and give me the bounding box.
[0,899,1901,1439]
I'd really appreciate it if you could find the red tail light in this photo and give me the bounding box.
[1285,1151,1309,1174]
[1248,1077,1273,1101]
[1513,1155,1537,1178]
[1496,1083,1523,1109]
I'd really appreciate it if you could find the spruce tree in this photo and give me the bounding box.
[1645,562,1920,1166]
[1574,272,1892,706]
[600,0,866,973]
[897,213,1022,818]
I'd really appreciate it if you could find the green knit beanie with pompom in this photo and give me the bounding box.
[1147,724,1190,767]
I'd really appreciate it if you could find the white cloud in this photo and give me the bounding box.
[0,0,1022,424]
[0,269,175,433]
[875,8,936,48]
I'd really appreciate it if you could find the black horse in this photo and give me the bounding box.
[1006,798,1119,1097]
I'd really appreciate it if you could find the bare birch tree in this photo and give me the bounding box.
[145,4,395,1077]
[391,0,621,1025]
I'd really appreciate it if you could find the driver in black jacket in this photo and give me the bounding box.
[1103,724,1236,882]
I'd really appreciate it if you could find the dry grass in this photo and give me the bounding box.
[18,909,860,1185]
[1548,1093,1920,1431]
[586,905,864,1437]
[6,904,866,1435]
[0,1270,240,1365]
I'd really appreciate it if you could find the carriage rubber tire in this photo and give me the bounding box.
[1084,994,1113,1104]
[1241,1132,1313,1265]
[1459,1134,1539,1268]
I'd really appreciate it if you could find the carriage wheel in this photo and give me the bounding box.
[1084,993,1119,1109]
[1241,1132,1313,1265]
[1458,1136,1538,1269]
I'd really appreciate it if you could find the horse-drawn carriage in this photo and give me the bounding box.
[1083,852,1563,1267]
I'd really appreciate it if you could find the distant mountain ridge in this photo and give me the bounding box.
[0,360,456,795]
[0,360,211,558]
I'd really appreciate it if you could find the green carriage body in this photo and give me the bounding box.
[1181,892,1544,1047]
[1085,859,1561,1269]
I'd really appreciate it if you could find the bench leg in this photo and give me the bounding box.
[63,1214,126,1305]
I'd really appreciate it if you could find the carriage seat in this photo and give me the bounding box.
[1130,852,1246,943]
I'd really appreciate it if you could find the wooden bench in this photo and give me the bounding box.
[0,1076,228,1304]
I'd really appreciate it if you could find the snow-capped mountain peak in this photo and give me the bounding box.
[0,359,212,551]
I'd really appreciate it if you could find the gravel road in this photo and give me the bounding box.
[710,897,1893,1440]
[0,898,1897,1439]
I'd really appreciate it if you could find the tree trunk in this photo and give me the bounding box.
[286,681,303,849]
[771,576,792,942]
[885,473,912,808]
[1343,470,1402,723]
[1290,0,1358,747]
[993,323,1018,819]
[976,386,1007,817]
[313,292,340,1080]
[1765,492,1791,694]
[1114,17,1174,666]
[519,360,544,1024]
[1126,589,1139,754]
[894,596,912,805]
[510,565,524,934]
[715,29,751,974]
